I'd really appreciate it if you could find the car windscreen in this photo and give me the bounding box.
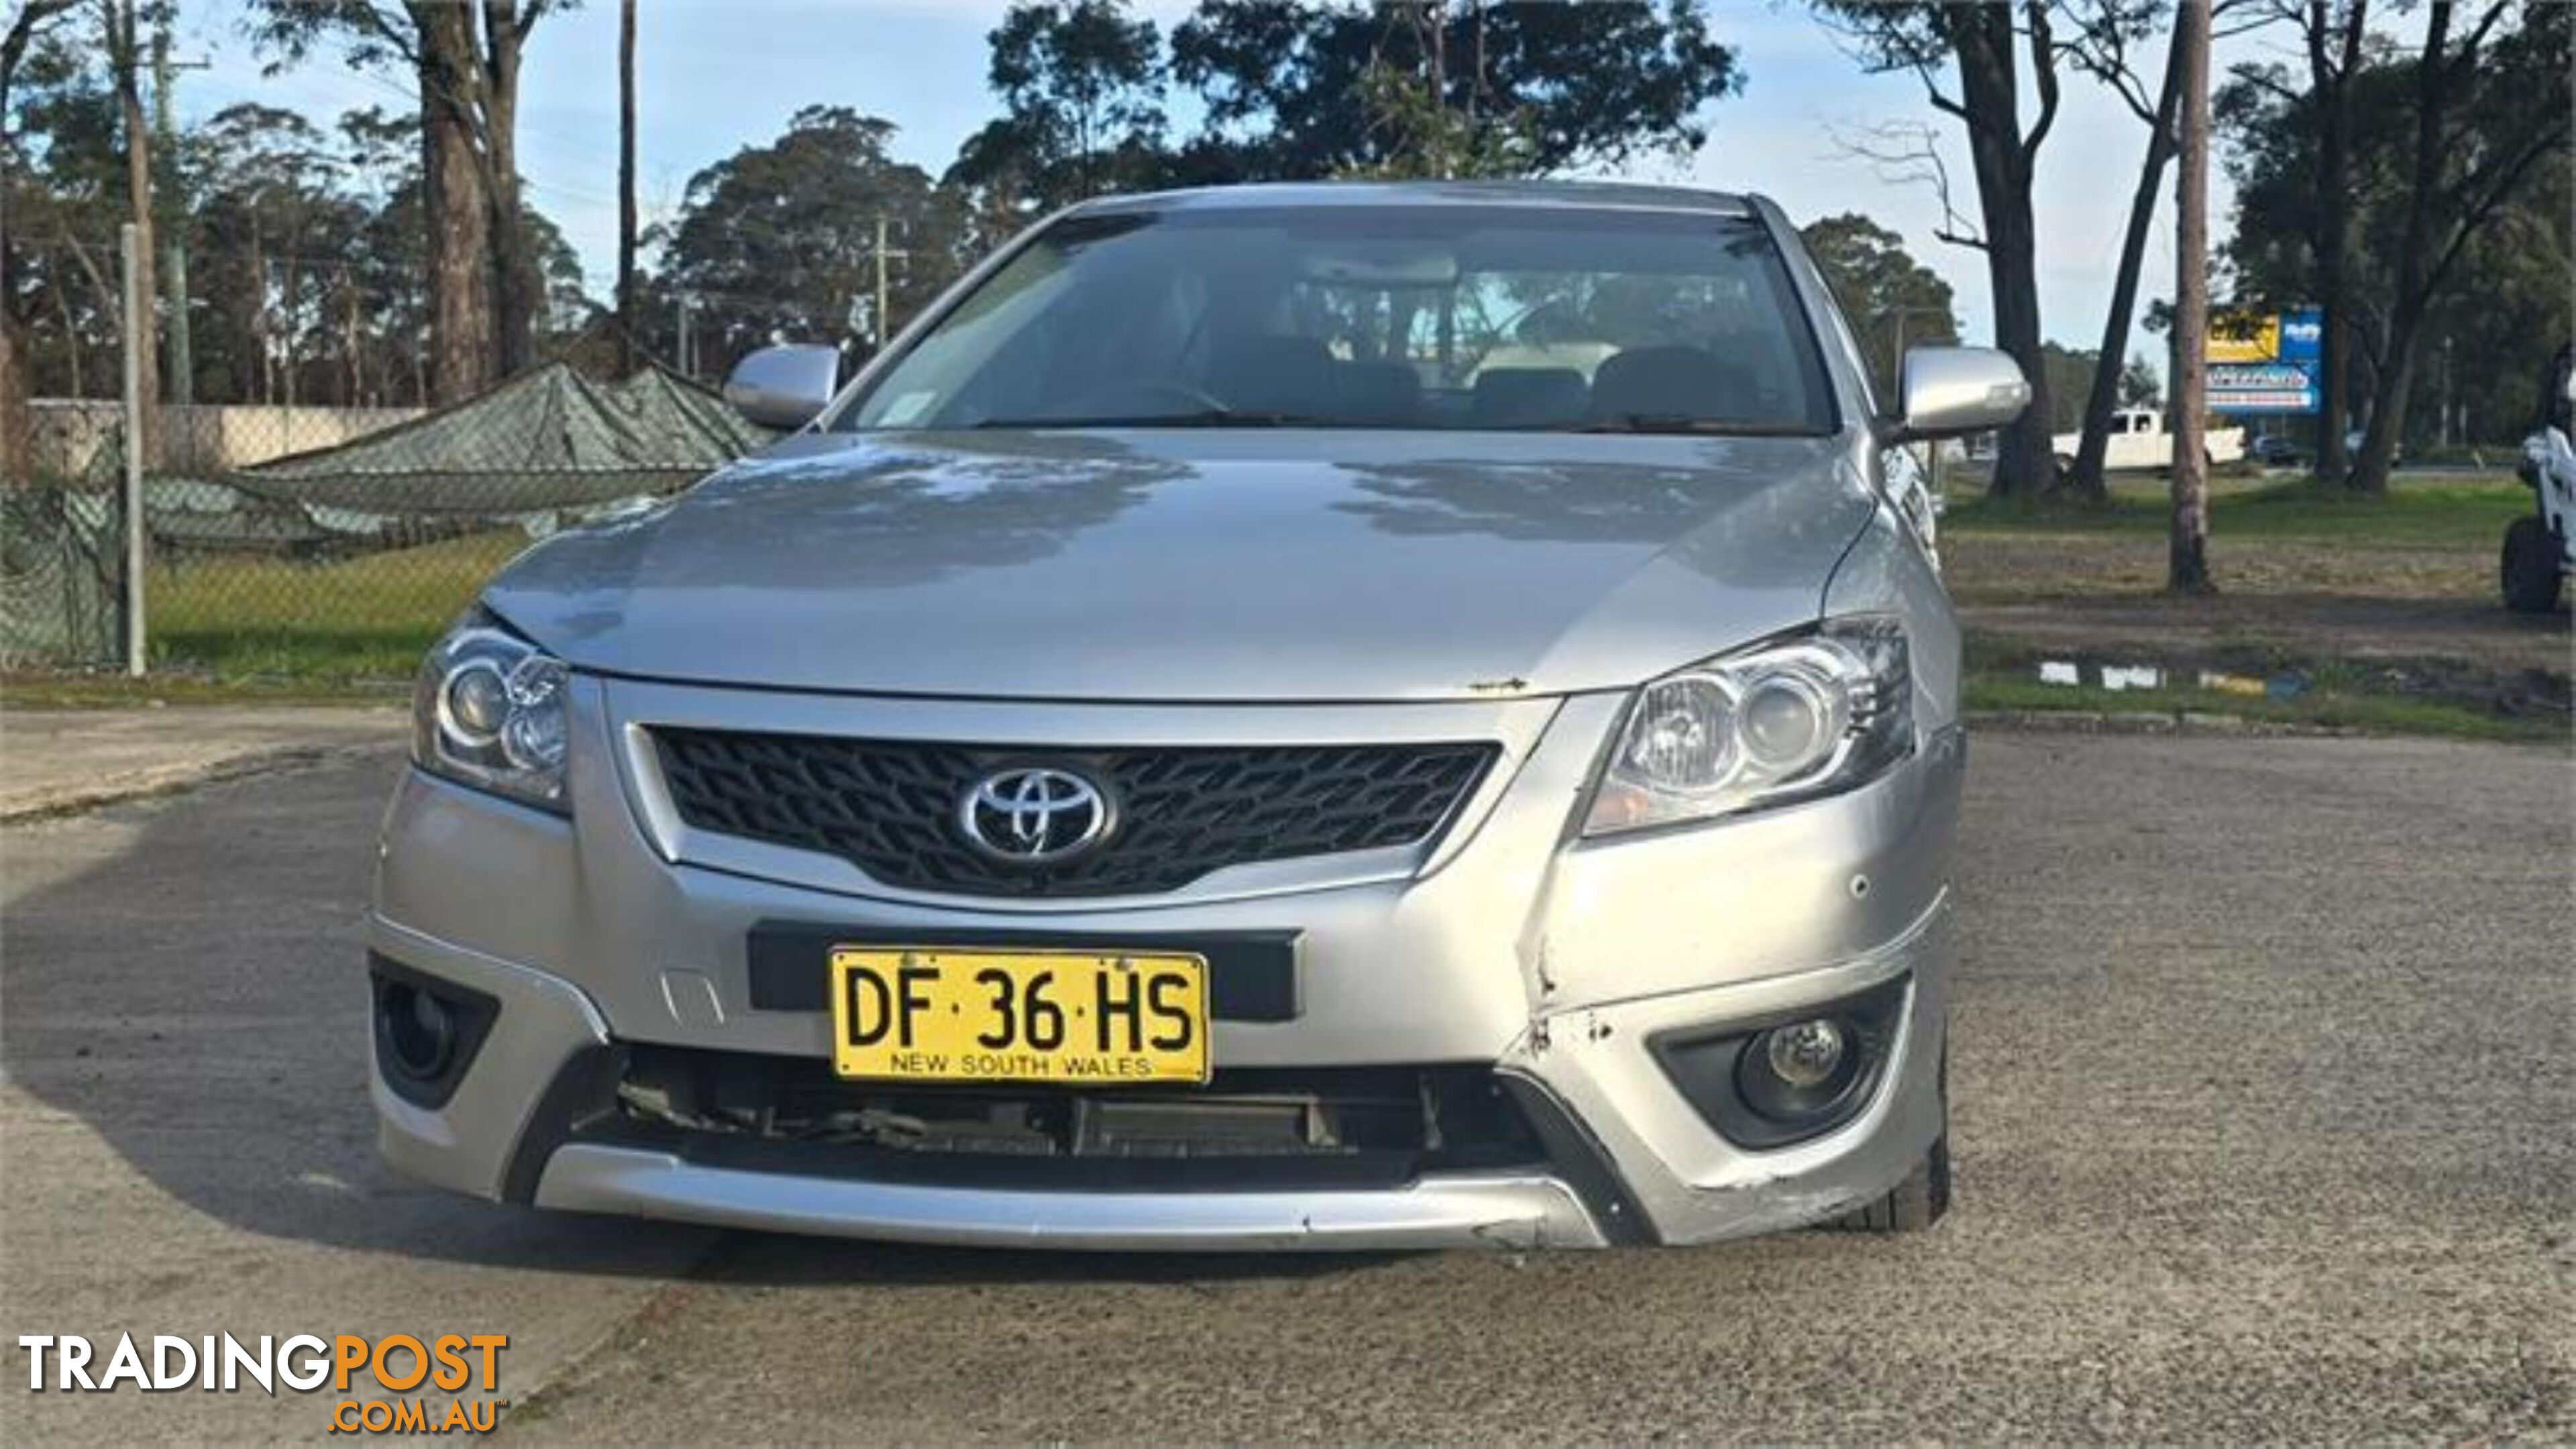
[834,205,1837,436]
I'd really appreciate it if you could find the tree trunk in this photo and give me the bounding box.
[107,0,158,467]
[2070,44,2184,502]
[418,19,494,406]
[482,0,536,377]
[1953,6,2055,500]
[2309,0,2367,487]
[0,305,28,483]
[2349,1,2455,497]
[616,0,639,375]
[2168,0,2214,594]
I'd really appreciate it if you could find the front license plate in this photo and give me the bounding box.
[828,947,1210,1085]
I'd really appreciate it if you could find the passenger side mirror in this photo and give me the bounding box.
[1894,347,2031,440]
[723,343,843,431]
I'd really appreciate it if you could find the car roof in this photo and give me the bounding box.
[1069,178,1760,219]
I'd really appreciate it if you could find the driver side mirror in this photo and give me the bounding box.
[1894,347,2031,441]
[724,343,843,431]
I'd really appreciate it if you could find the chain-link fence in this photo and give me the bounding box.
[5,229,771,681]
[1,449,126,670]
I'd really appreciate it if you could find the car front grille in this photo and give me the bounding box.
[588,1046,1548,1189]
[651,727,1498,898]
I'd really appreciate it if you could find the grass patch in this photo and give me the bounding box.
[0,671,406,708]
[1966,669,2566,743]
[1944,474,2530,547]
[145,532,529,682]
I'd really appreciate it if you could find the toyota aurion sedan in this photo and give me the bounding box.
[371,181,2029,1250]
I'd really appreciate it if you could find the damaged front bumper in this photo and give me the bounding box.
[370,678,1960,1250]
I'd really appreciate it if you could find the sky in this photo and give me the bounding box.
[166,0,2355,367]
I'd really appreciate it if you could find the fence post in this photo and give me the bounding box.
[121,221,148,677]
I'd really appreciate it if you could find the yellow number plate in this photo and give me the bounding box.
[827,947,1210,1085]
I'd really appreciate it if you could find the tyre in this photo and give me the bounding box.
[1822,1041,1951,1234]
[1823,1135,1951,1233]
[2501,515,2565,614]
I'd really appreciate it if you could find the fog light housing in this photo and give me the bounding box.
[370,955,499,1109]
[1649,975,1910,1150]
[382,982,457,1078]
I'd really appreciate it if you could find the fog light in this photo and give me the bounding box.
[380,981,457,1080]
[1735,1014,1869,1126]
[1764,1018,1848,1089]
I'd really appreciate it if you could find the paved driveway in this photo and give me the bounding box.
[2,731,2567,1442]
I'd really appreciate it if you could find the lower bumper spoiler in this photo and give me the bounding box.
[534,1144,1610,1251]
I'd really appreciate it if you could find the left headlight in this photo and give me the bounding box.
[1583,618,1912,837]
[413,612,572,813]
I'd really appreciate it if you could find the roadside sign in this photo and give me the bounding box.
[2208,308,2320,414]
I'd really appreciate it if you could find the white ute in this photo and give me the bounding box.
[2053,407,2244,472]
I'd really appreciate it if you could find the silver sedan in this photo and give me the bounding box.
[369,181,2028,1249]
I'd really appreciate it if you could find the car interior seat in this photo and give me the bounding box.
[1471,368,1591,428]
[1591,345,1761,423]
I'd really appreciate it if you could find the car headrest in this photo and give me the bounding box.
[1591,345,1758,422]
[1209,335,1340,417]
[1339,361,1422,425]
[1472,368,1591,428]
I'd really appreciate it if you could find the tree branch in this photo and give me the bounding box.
[2020,0,2063,164]
[1831,118,1988,252]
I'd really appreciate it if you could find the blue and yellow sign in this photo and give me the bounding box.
[2208,309,2320,413]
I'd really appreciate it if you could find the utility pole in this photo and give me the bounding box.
[869,213,910,354]
[615,0,639,376]
[151,28,209,426]
[675,293,694,378]
[2440,333,2454,447]
[103,0,158,468]
[121,223,148,678]
[2167,0,2214,594]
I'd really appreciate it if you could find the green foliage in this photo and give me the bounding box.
[2116,353,2161,409]
[1341,51,1538,180]
[1796,214,1957,400]
[2035,341,2101,435]
[659,107,970,370]
[946,1,1169,227]
[2218,7,2573,447]
[1169,1,1739,182]
[4,13,129,399]
[4,25,591,409]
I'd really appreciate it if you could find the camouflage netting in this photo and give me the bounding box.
[3,366,773,667]
[202,363,775,551]
[0,482,123,669]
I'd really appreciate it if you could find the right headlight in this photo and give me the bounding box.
[1582,618,1912,837]
[412,611,572,813]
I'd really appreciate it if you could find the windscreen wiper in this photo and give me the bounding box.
[1570,415,1818,437]
[969,409,1319,429]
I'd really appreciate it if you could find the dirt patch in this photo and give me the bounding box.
[1947,530,2570,689]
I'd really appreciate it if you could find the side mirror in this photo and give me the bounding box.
[723,343,842,431]
[1894,346,2031,440]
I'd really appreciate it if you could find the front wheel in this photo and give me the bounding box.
[1822,1041,1951,1234]
[1823,1136,1951,1233]
[2502,515,2565,614]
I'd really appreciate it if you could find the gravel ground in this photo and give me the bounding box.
[2,732,2569,1443]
